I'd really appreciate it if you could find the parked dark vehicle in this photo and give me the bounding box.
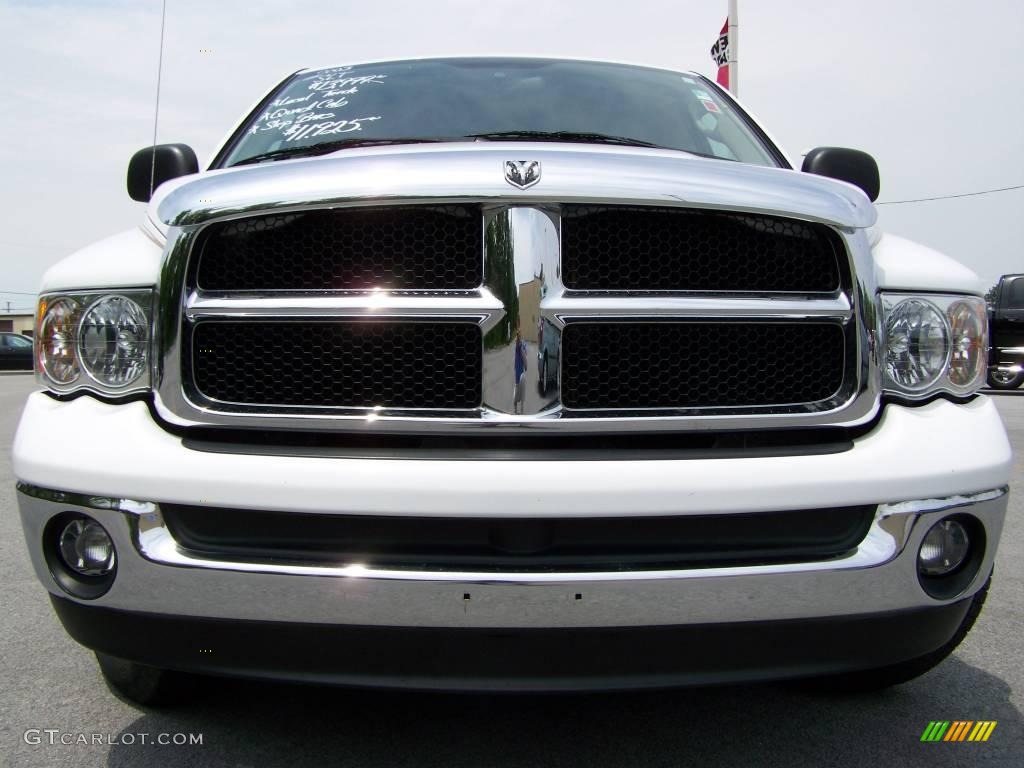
[537,318,560,396]
[988,274,1024,389]
[0,332,33,371]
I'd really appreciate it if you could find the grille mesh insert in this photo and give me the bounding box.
[161,503,876,571]
[561,323,845,409]
[196,206,482,291]
[191,322,482,409]
[561,206,841,292]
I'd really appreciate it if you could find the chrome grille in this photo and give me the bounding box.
[167,201,870,434]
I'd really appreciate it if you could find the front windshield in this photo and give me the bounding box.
[219,58,780,168]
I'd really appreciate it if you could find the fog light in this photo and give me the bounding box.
[918,519,970,577]
[58,518,116,576]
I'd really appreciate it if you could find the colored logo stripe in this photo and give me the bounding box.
[944,721,973,741]
[969,722,998,742]
[920,721,996,742]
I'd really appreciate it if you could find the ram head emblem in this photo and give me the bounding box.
[504,160,541,189]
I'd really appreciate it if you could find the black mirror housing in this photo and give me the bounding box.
[127,144,199,202]
[801,147,880,202]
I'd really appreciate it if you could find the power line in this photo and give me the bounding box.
[877,184,1024,205]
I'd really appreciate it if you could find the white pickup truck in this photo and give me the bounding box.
[15,57,1012,704]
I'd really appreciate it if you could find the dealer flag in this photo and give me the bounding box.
[710,19,729,89]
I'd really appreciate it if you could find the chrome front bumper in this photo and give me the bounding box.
[18,485,1007,629]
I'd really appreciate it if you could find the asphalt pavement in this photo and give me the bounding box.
[1,373,1021,767]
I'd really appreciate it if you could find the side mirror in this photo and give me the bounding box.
[127,144,199,202]
[801,147,880,202]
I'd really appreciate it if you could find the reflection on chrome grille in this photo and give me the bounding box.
[561,323,845,409]
[196,205,483,291]
[191,322,482,409]
[561,206,841,292]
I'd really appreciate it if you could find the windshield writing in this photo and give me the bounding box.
[222,58,778,167]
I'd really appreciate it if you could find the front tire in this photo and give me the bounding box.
[95,652,185,706]
[987,368,1024,389]
[801,575,990,693]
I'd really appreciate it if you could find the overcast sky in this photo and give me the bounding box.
[1,0,1022,313]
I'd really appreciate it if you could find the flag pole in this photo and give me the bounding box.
[728,0,739,96]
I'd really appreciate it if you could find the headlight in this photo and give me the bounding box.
[79,295,149,387]
[881,293,987,398]
[883,299,948,391]
[35,290,153,395]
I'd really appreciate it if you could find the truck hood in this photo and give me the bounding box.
[150,142,877,231]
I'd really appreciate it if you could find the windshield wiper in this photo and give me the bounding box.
[465,130,667,149]
[231,131,729,168]
[230,137,465,167]
[467,131,738,161]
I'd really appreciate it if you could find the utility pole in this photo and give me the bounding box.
[728,0,739,96]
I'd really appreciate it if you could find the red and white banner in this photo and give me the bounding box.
[710,19,729,89]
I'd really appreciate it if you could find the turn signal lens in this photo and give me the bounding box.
[947,299,987,388]
[38,297,81,384]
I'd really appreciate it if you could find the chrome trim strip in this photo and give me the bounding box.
[880,488,1007,515]
[186,290,504,331]
[16,483,157,515]
[547,295,852,322]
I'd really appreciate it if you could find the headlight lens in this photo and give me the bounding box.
[35,290,153,394]
[883,299,949,391]
[79,295,149,387]
[38,297,81,384]
[882,293,988,398]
